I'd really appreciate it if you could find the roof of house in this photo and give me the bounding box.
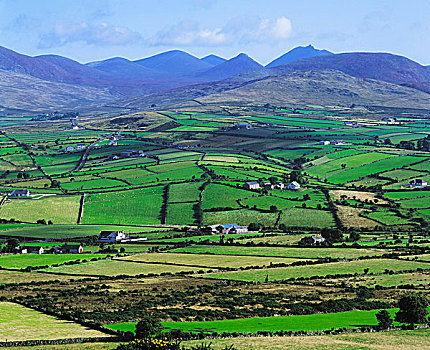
[11,189,29,194]
[99,230,124,237]
[246,181,259,185]
[289,181,300,187]
[21,245,43,251]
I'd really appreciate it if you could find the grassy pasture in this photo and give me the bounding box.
[365,211,413,225]
[168,182,202,203]
[0,196,80,224]
[166,202,197,225]
[202,259,430,282]
[202,183,253,209]
[203,209,278,226]
[82,186,163,225]
[41,259,207,276]
[118,253,300,268]
[171,245,387,259]
[0,254,107,269]
[280,208,335,228]
[327,156,426,184]
[108,309,404,334]
[0,302,108,341]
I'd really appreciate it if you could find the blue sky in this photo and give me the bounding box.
[0,0,428,65]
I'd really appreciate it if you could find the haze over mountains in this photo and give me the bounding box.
[0,43,429,112]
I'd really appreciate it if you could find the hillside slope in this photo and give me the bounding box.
[198,70,430,109]
[0,69,118,111]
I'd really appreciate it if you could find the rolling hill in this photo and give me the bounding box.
[197,69,430,109]
[201,54,226,66]
[111,69,430,111]
[197,53,263,81]
[270,52,430,86]
[134,50,213,77]
[266,45,333,67]
[86,57,161,80]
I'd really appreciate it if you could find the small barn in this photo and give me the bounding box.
[10,189,30,197]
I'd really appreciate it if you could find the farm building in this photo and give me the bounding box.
[319,141,330,145]
[210,224,248,234]
[21,246,44,254]
[120,150,139,158]
[10,189,30,197]
[263,182,274,190]
[409,179,428,188]
[75,144,86,150]
[236,123,252,129]
[99,230,128,242]
[63,146,75,152]
[244,181,260,190]
[275,183,285,189]
[330,140,346,145]
[49,244,84,254]
[287,181,301,190]
[381,117,396,122]
[308,235,325,244]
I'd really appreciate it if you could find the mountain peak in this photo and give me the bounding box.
[197,53,263,81]
[266,45,333,68]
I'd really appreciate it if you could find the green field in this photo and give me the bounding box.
[118,252,300,268]
[202,259,430,282]
[171,245,387,259]
[0,254,107,269]
[41,259,207,276]
[82,187,164,225]
[0,196,81,224]
[107,308,404,334]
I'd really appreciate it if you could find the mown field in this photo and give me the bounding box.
[171,245,387,259]
[0,302,107,341]
[202,259,430,282]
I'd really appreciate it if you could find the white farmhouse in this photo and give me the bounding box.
[99,230,128,242]
[287,181,301,190]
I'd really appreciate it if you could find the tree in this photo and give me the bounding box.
[376,310,393,330]
[135,316,162,338]
[349,231,361,242]
[320,228,343,243]
[4,238,19,252]
[395,294,429,327]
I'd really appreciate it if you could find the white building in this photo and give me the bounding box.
[409,179,428,188]
[244,182,260,190]
[287,181,301,190]
[319,141,330,145]
[99,230,128,242]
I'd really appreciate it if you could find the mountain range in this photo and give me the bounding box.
[0,44,429,112]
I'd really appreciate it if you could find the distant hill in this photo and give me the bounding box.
[198,69,430,109]
[86,57,160,79]
[0,69,117,111]
[266,45,333,67]
[112,69,430,111]
[197,53,263,81]
[36,54,117,85]
[201,54,226,66]
[134,50,213,76]
[270,52,430,86]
